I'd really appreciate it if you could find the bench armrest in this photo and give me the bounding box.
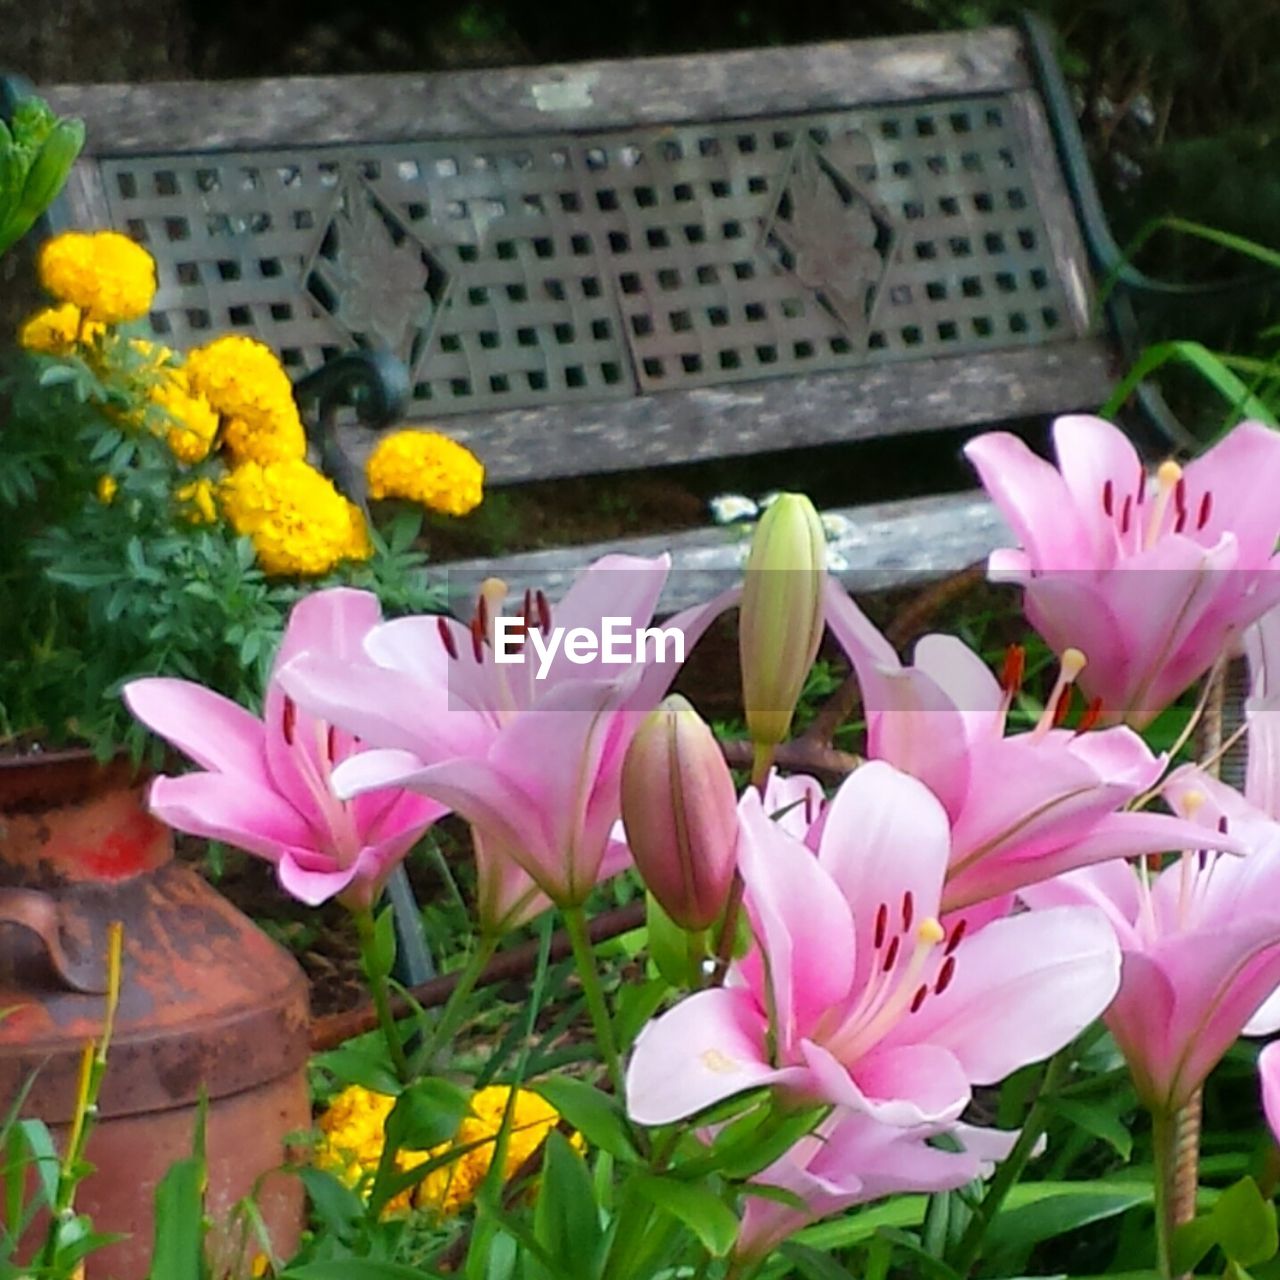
[293,348,410,511]
[1019,13,1274,305]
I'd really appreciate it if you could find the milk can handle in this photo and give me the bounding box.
[0,888,109,994]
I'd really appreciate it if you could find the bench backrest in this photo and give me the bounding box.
[36,25,1108,488]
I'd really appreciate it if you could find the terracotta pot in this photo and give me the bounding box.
[0,749,311,1278]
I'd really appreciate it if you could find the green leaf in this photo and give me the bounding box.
[283,1263,432,1280]
[778,1241,857,1280]
[1047,1097,1133,1160]
[613,976,669,1052]
[146,1156,207,1280]
[313,1044,404,1097]
[985,1187,1147,1255]
[296,1167,366,1243]
[528,1132,603,1280]
[1100,340,1278,431]
[1173,1177,1279,1274]
[645,892,704,989]
[530,1077,639,1163]
[384,1077,471,1152]
[630,1172,739,1258]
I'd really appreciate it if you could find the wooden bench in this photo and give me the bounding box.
[9,15,1179,611]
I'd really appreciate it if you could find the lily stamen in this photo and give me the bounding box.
[1032,648,1087,738]
[1145,460,1183,549]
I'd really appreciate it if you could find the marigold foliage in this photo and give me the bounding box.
[185,335,307,464]
[219,459,371,577]
[37,230,156,323]
[314,1084,575,1219]
[365,429,485,517]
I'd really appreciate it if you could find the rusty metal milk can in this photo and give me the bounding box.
[0,751,311,1278]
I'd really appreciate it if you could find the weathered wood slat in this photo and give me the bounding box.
[439,489,1009,612]
[337,339,1113,486]
[44,29,1030,153]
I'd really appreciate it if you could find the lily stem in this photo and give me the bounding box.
[410,933,500,1077]
[354,908,412,1084]
[950,1048,1072,1276]
[1151,1107,1179,1280]
[564,904,624,1095]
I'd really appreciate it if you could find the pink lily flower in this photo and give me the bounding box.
[625,761,1121,1127]
[736,1111,1018,1262]
[824,583,1225,912]
[965,416,1280,727]
[1022,768,1280,1113]
[123,589,444,909]
[279,556,729,909]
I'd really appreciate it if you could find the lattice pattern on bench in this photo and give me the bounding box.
[101,91,1073,418]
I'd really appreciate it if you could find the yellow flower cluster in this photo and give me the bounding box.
[19,302,105,355]
[365,429,485,517]
[150,367,221,464]
[314,1085,575,1219]
[176,478,217,525]
[38,231,156,324]
[185,335,307,465]
[219,459,371,577]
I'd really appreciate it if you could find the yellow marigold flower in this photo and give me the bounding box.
[176,478,217,525]
[365,429,485,517]
[218,459,371,578]
[38,231,156,323]
[96,475,118,504]
[21,303,79,355]
[129,337,176,371]
[416,1085,578,1219]
[312,1085,576,1221]
[151,368,220,464]
[184,336,306,465]
[313,1085,425,1215]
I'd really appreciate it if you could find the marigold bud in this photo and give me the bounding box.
[738,492,826,748]
[621,695,738,931]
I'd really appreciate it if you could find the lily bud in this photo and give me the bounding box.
[621,695,738,931]
[739,492,827,749]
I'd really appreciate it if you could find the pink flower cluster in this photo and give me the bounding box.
[122,413,1280,1262]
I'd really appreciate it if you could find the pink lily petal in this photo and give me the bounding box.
[816,761,950,995]
[964,432,1089,568]
[277,846,361,907]
[1260,1041,1280,1142]
[1018,860,1145,948]
[890,905,1120,1084]
[625,987,795,1126]
[1188,422,1280,566]
[146,772,313,863]
[737,790,856,1049]
[1146,921,1280,1109]
[845,1042,972,1127]
[762,770,826,845]
[950,809,1242,911]
[123,678,268,781]
[1245,988,1280,1039]
[1052,415,1141,567]
[912,634,1004,720]
[279,651,491,761]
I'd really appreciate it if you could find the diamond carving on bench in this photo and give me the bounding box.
[304,175,452,371]
[763,135,896,343]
